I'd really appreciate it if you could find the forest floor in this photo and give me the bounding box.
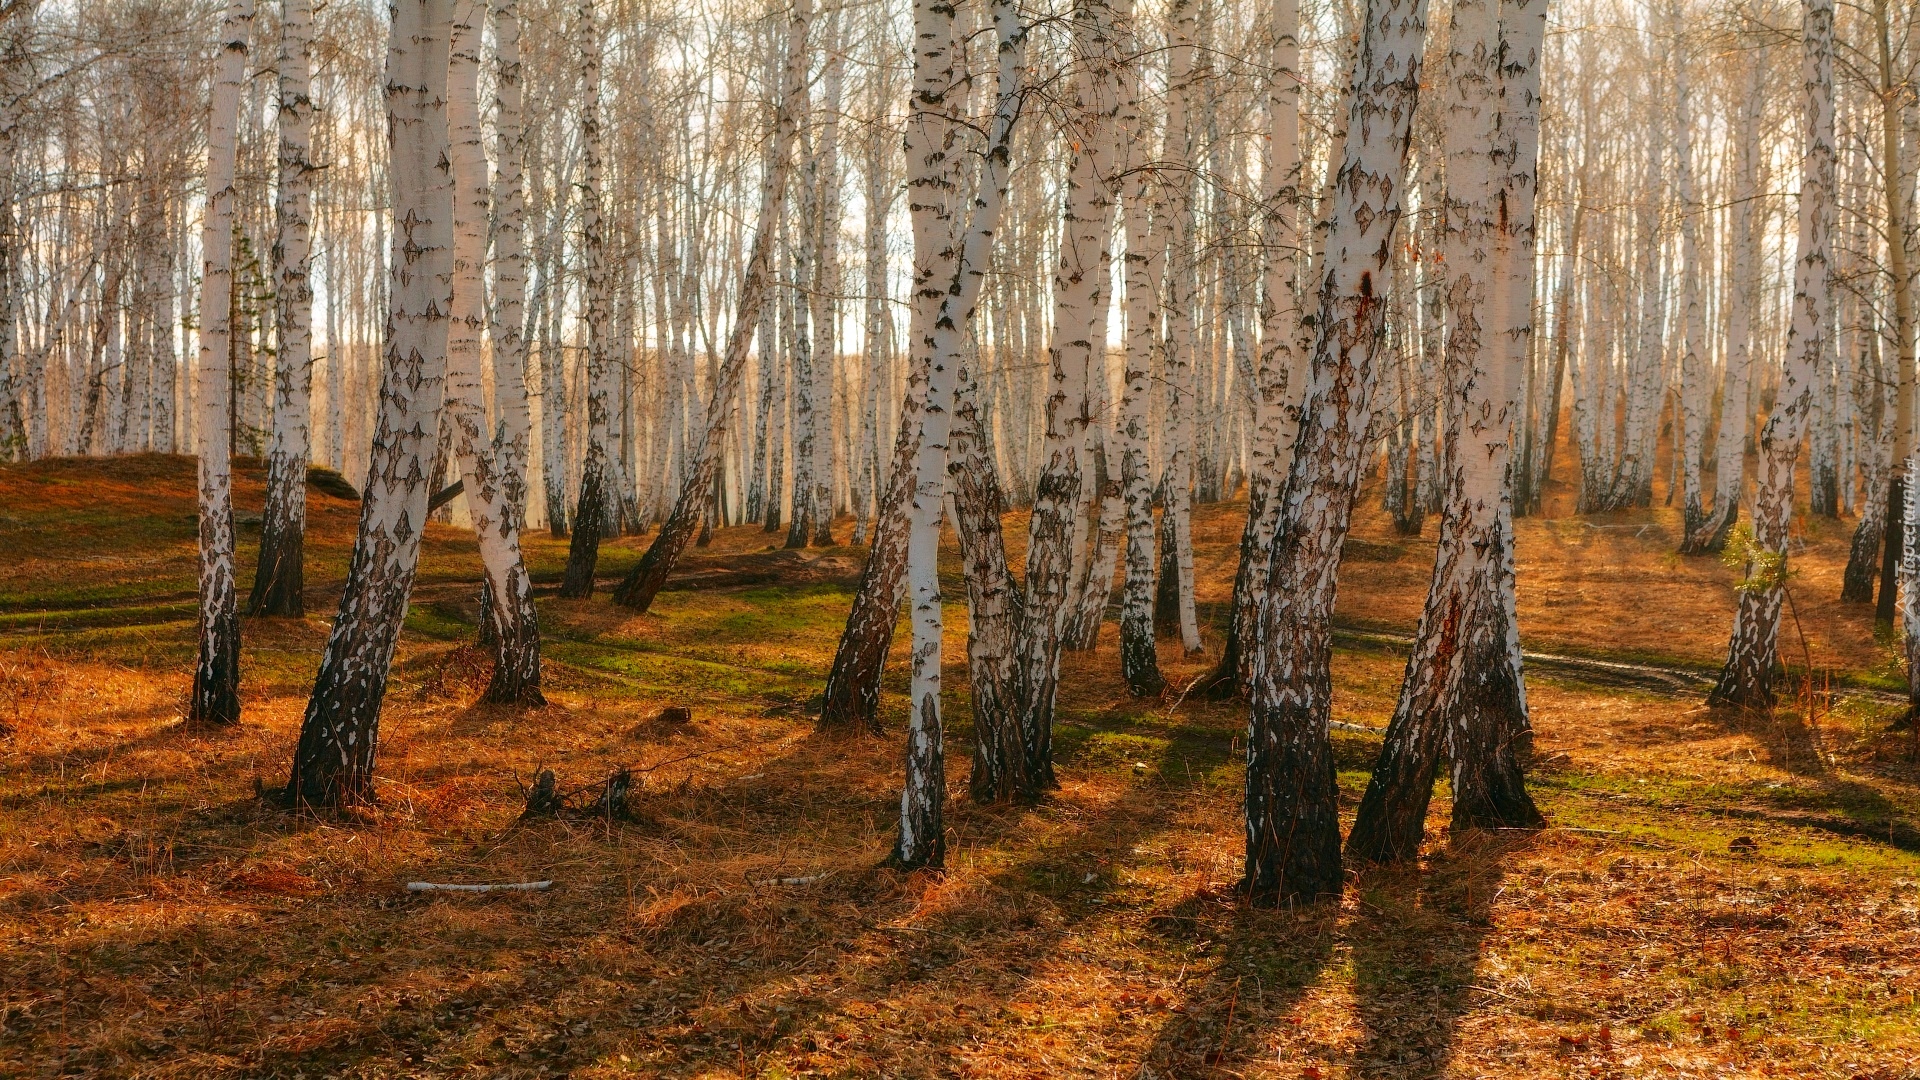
[2,453,1918,1079]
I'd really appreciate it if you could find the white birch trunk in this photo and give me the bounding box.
[1244,0,1430,904]
[190,0,253,726]
[1687,47,1763,554]
[489,0,532,525]
[1114,0,1164,696]
[248,0,315,618]
[895,0,1026,869]
[1004,0,1121,797]
[559,0,611,597]
[1710,0,1834,708]
[286,0,455,805]
[445,0,542,704]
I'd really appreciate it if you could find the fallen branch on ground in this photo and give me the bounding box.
[407,880,552,893]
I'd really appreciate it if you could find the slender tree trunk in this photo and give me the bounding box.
[1158,0,1203,655]
[1115,0,1163,696]
[1687,51,1762,555]
[950,342,1023,804]
[190,0,254,726]
[445,0,542,704]
[1004,0,1121,797]
[1673,15,1708,547]
[1243,0,1430,905]
[285,0,454,806]
[892,0,1025,869]
[248,0,314,618]
[815,0,954,732]
[610,0,809,611]
[1199,0,1301,698]
[1709,0,1833,709]
[559,0,610,599]
[489,0,532,525]
[1863,0,1918,610]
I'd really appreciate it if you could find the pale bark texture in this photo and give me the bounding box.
[1005,0,1121,797]
[190,0,253,726]
[286,0,454,806]
[248,0,315,618]
[1200,0,1301,698]
[893,0,1024,869]
[489,0,532,525]
[1244,0,1429,905]
[446,0,542,704]
[1685,46,1763,556]
[1114,0,1164,697]
[816,0,954,732]
[1710,0,1834,709]
[559,0,609,599]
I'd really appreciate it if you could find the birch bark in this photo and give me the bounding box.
[1244,0,1429,903]
[1709,0,1833,709]
[1005,0,1121,797]
[1200,0,1301,697]
[489,0,532,525]
[190,0,253,727]
[446,0,542,704]
[558,0,610,597]
[285,0,454,805]
[249,0,315,618]
[815,0,954,731]
[1114,0,1163,696]
[1688,47,1763,554]
[893,0,1025,868]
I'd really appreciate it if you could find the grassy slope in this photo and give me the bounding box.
[0,454,1916,1079]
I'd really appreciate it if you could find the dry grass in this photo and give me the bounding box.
[1,453,1917,1079]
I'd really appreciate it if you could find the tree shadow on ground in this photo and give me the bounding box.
[1127,891,1339,1078]
[1347,830,1525,1079]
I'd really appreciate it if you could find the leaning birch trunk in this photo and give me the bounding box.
[445,0,542,705]
[559,0,610,599]
[892,0,1026,870]
[949,343,1023,805]
[1198,0,1301,698]
[1708,0,1834,709]
[489,0,532,524]
[1346,0,1545,862]
[1686,46,1763,555]
[190,0,253,726]
[814,0,954,732]
[1003,0,1121,799]
[1243,0,1430,905]
[609,0,809,611]
[248,0,315,618]
[1113,0,1164,697]
[285,0,454,806]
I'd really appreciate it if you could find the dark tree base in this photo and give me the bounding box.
[559,468,606,599]
[188,615,243,727]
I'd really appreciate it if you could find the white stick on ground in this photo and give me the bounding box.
[407,880,553,893]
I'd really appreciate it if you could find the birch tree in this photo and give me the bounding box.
[894,0,1025,869]
[1243,0,1431,904]
[189,0,253,727]
[609,0,809,612]
[1709,0,1834,708]
[284,0,454,807]
[248,0,315,618]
